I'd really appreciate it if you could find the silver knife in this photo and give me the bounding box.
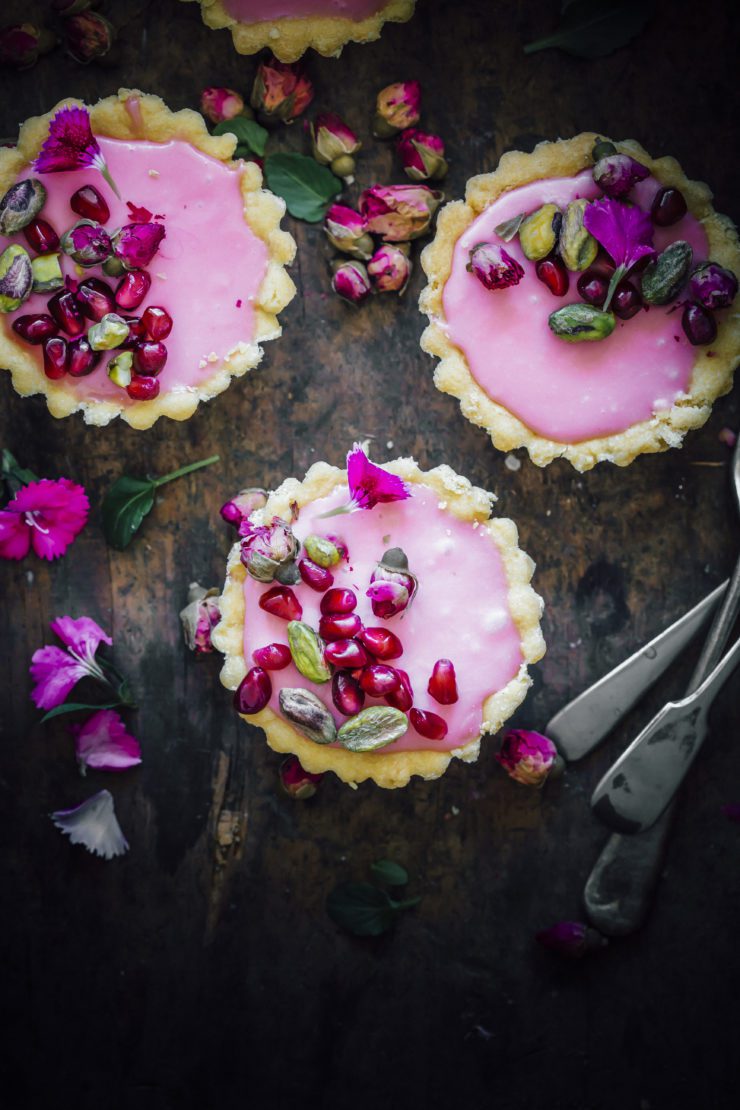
[545,581,726,761]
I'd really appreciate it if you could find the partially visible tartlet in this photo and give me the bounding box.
[420,133,740,471]
[0,89,296,430]
[182,0,415,60]
[213,452,545,790]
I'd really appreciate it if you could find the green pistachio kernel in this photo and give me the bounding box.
[559,199,599,272]
[102,255,125,278]
[31,252,63,294]
[303,533,341,568]
[287,621,332,684]
[519,203,561,261]
[338,706,409,752]
[592,139,618,162]
[640,240,693,305]
[548,302,616,342]
[494,213,524,242]
[0,244,33,312]
[278,687,337,745]
[107,350,133,388]
[88,312,130,351]
[0,179,46,236]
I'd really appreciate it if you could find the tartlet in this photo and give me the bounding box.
[182,0,415,60]
[214,454,545,789]
[420,133,740,471]
[0,90,296,430]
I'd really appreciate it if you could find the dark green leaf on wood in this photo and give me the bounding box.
[370,859,409,887]
[213,117,269,157]
[40,701,119,724]
[524,0,654,58]
[264,153,342,223]
[101,475,156,551]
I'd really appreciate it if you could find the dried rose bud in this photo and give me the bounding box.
[113,222,165,270]
[593,154,649,199]
[179,583,221,654]
[60,221,112,267]
[360,184,443,242]
[689,262,738,310]
[63,12,115,65]
[373,80,421,138]
[466,242,524,291]
[367,243,412,294]
[240,517,299,582]
[536,921,607,959]
[310,112,361,180]
[496,729,559,787]
[200,87,245,125]
[324,204,374,261]
[367,548,417,619]
[220,487,268,527]
[250,55,314,124]
[331,259,372,306]
[279,754,324,800]
[0,23,55,69]
[397,128,448,182]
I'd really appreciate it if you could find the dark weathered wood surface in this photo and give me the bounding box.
[1,2,739,1107]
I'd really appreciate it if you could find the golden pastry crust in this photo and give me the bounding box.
[183,0,415,61]
[420,133,740,471]
[213,457,545,789]
[0,89,296,430]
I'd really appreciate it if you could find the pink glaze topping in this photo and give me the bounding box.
[222,0,385,20]
[9,135,268,404]
[242,482,525,753]
[442,170,709,443]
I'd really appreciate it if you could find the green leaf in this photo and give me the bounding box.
[264,153,342,223]
[213,118,269,157]
[40,701,119,724]
[101,475,156,551]
[1,448,37,497]
[370,859,409,887]
[524,0,654,58]
[326,882,399,937]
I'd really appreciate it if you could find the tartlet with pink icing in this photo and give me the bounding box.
[0,90,296,430]
[420,134,740,471]
[182,0,415,60]
[213,450,545,789]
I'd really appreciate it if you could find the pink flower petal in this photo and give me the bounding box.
[346,444,410,511]
[582,198,655,272]
[9,477,89,561]
[0,508,31,560]
[29,645,89,709]
[49,614,112,658]
[71,709,142,773]
[50,789,129,859]
[33,105,104,175]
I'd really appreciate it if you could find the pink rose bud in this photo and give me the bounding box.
[495,729,559,788]
[200,87,245,125]
[536,921,607,959]
[373,80,421,138]
[250,55,314,124]
[359,184,443,242]
[239,517,299,582]
[220,487,268,527]
[113,222,166,270]
[466,242,524,291]
[310,112,361,180]
[367,548,417,619]
[279,754,324,800]
[0,23,55,69]
[180,583,221,654]
[63,12,116,65]
[324,204,374,261]
[331,260,372,306]
[397,128,448,182]
[367,243,412,294]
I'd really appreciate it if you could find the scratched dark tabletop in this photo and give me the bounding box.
[1,2,739,1108]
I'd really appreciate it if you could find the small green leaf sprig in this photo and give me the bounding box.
[102,454,219,550]
[326,860,420,937]
[524,0,654,59]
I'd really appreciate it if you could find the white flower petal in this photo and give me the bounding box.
[50,789,129,860]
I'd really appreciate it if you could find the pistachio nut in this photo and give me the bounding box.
[287,621,332,684]
[338,705,409,752]
[107,350,133,388]
[303,533,341,568]
[0,178,46,236]
[0,244,33,312]
[278,688,337,745]
[640,240,693,305]
[548,302,616,342]
[87,312,130,351]
[559,199,599,272]
[31,252,63,294]
[494,213,524,242]
[519,204,561,261]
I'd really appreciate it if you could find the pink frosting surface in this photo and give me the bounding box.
[223,0,384,19]
[442,170,709,443]
[242,482,525,754]
[9,135,268,404]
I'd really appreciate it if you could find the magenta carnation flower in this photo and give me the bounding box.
[33,104,119,197]
[72,709,142,774]
[0,477,89,561]
[30,615,112,711]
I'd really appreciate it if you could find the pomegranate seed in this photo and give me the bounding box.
[682,302,717,346]
[23,217,59,254]
[115,269,151,310]
[427,659,459,705]
[259,586,302,621]
[141,305,172,341]
[651,186,687,227]
[70,184,110,224]
[319,613,362,641]
[126,374,161,401]
[332,671,365,716]
[252,643,292,670]
[409,708,448,741]
[48,288,84,337]
[76,277,115,322]
[42,336,68,379]
[119,316,147,349]
[386,668,413,712]
[588,255,616,281]
[12,313,58,345]
[298,557,334,592]
[535,256,569,297]
[612,281,642,321]
[359,626,403,660]
[359,664,400,697]
[320,587,357,615]
[577,271,609,307]
[323,639,369,669]
[133,340,167,377]
[67,336,101,377]
[233,666,272,715]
